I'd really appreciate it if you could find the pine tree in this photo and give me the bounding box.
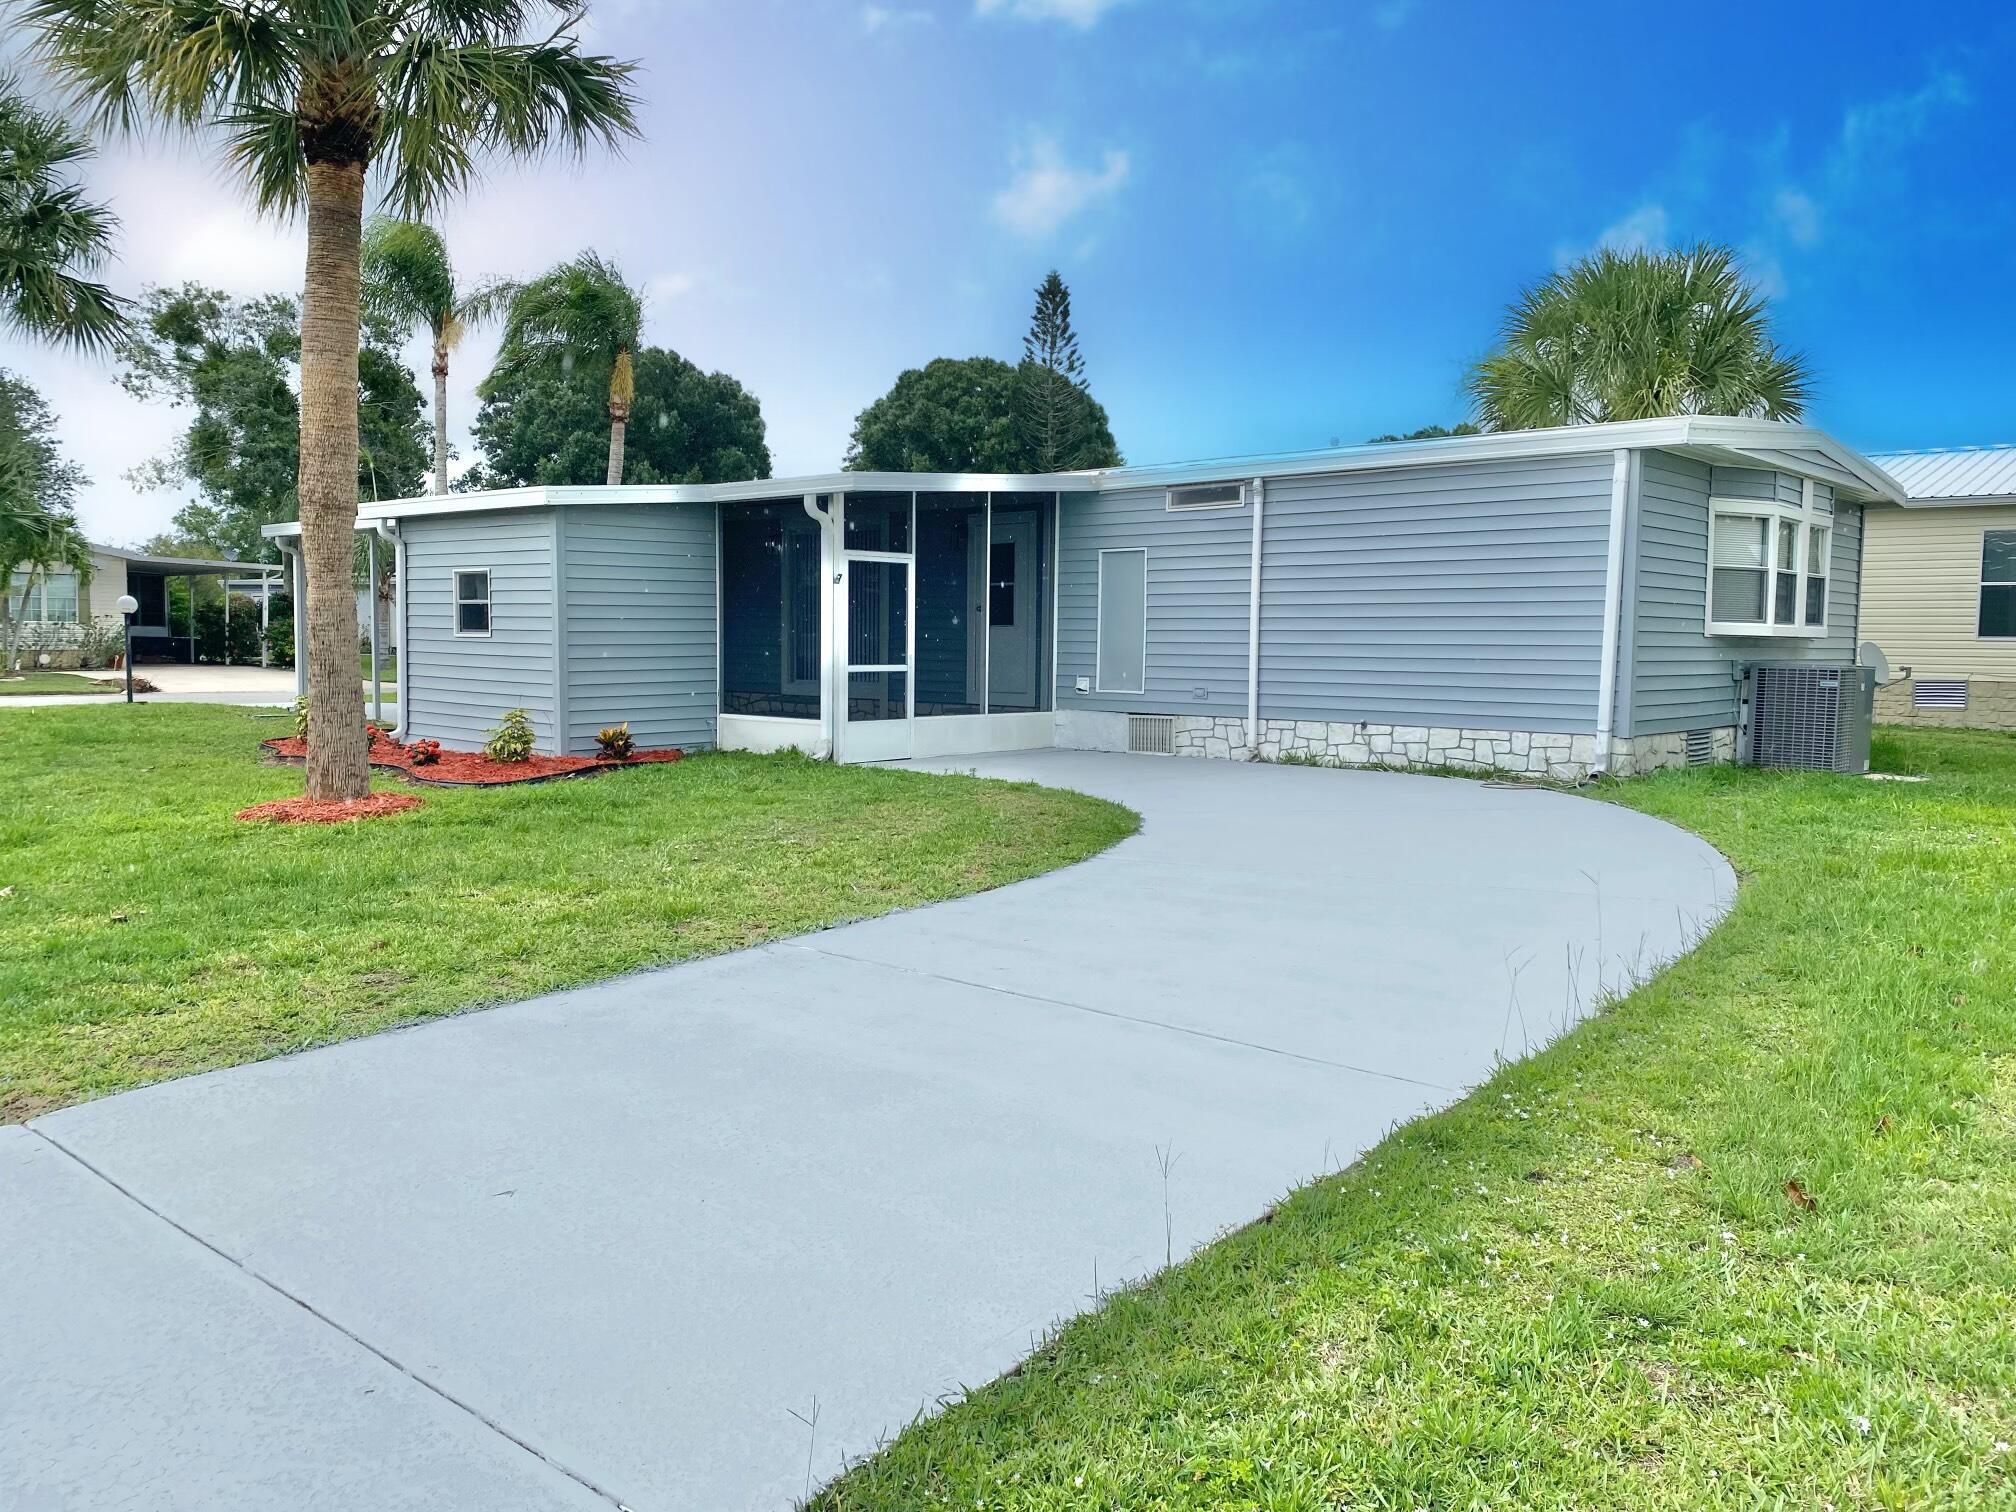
[1017,271,1089,472]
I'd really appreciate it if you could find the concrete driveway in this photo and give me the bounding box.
[3,751,1734,1512]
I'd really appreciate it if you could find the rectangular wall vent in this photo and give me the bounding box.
[1127,714,1176,755]
[1912,678,1969,709]
[1166,481,1246,512]
[1685,728,1715,766]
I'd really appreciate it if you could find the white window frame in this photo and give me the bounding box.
[1704,479,1830,639]
[452,567,492,638]
[1982,530,2016,640]
[1166,481,1247,512]
[1094,547,1148,695]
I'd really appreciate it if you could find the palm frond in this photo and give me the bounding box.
[0,76,131,348]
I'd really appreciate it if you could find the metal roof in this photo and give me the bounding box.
[1865,445,2016,504]
[262,417,1906,537]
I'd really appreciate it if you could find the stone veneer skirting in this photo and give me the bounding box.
[1876,677,2016,732]
[1154,715,1738,781]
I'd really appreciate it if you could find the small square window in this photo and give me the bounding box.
[454,569,491,636]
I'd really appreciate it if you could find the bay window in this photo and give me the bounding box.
[1705,487,1832,637]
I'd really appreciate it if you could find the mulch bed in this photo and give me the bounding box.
[260,734,686,787]
[237,793,425,825]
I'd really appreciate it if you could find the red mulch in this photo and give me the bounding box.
[260,734,686,787]
[237,792,425,825]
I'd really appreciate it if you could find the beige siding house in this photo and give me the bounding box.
[1863,447,2016,728]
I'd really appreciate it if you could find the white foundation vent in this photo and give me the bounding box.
[1127,714,1176,755]
[1911,678,1968,709]
[1685,728,1715,766]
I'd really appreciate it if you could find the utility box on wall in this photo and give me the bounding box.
[1745,664,1874,774]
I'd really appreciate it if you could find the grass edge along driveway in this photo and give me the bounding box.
[814,725,2016,1512]
[0,703,1136,1121]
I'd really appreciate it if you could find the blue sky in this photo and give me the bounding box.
[5,0,2013,541]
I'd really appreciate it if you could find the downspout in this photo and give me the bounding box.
[803,493,836,760]
[1245,476,1265,757]
[283,543,308,698]
[1592,447,1631,776]
[375,520,407,741]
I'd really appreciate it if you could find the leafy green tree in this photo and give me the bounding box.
[469,345,769,488]
[118,285,429,560]
[488,252,646,486]
[0,78,126,349]
[1368,423,1481,443]
[28,0,639,799]
[1467,244,1811,430]
[848,355,1122,473]
[0,368,92,672]
[362,218,507,495]
[1016,269,1118,471]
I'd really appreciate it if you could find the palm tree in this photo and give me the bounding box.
[0,77,126,349]
[491,252,645,486]
[1466,243,1812,431]
[26,3,638,800]
[362,217,507,495]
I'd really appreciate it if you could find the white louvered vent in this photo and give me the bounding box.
[1166,481,1246,512]
[1685,728,1715,766]
[1912,678,1968,709]
[1127,714,1176,755]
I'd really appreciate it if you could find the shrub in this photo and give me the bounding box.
[263,617,294,667]
[483,708,536,764]
[290,696,311,739]
[596,722,635,760]
[406,738,442,767]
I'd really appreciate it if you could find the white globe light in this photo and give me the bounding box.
[116,594,139,614]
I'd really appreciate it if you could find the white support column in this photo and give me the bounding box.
[260,571,271,668]
[366,531,382,725]
[289,546,308,697]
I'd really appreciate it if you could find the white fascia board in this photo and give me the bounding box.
[259,418,1903,536]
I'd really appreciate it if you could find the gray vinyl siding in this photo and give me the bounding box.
[560,504,718,753]
[1628,452,1864,736]
[1257,454,1615,730]
[1056,487,1254,716]
[402,510,559,752]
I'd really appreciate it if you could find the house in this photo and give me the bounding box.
[1860,446,2016,729]
[3,543,281,666]
[264,417,1902,779]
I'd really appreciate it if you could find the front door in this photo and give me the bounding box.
[840,553,912,762]
[986,508,1042,709]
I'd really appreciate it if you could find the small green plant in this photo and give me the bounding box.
[290,696,310,739]
[483,708,536,764]
[596,722,635,761]
[406,738,442,767]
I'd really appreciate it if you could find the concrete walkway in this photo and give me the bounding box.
[4,751,1734,1512]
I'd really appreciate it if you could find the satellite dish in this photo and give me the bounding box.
[1858,642,1895,686]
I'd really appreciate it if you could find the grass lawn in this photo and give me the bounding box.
[0,703,1134,1121]
[815,726,2016,1511]
[0,671,117,696]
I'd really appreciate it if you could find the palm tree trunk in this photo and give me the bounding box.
[605,405,628,486]
[432,343,451,495]
[5,565,40,673]
[299,158,371,801]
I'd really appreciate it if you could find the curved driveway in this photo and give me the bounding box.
[6,751,1733,1512]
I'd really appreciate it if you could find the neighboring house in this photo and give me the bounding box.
[4,543,282,666]
[1861,446,2016,729]
[264,417,1902,779]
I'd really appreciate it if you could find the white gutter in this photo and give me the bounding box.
[374,520,407,741]
[1592,447,1631,777]
[1245,476,1265,756]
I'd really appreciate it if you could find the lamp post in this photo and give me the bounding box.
[115,594,138,703]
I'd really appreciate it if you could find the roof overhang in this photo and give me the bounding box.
[259,416,1905,536]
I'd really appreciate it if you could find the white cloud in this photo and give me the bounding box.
[1595,204,1669,254]
[974,0,1131,28]
[861,4,935,32]
[1772,187,1822,249]
[989,136,1130,239]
